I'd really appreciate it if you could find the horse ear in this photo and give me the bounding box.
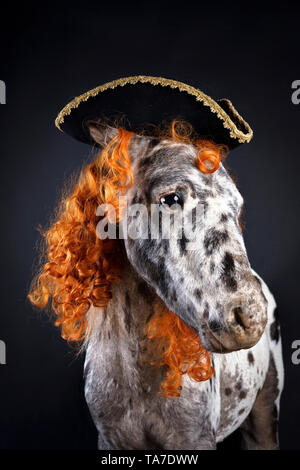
[129,133,156,161]
[88,120,157,160]
[87,121,118,147]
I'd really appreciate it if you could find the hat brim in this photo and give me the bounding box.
[55,76,253,150]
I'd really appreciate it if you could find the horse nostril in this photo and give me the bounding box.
[232,306,251,329]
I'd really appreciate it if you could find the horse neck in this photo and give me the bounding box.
[84,262,166,392]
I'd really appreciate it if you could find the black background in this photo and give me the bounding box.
[0,1,299,450]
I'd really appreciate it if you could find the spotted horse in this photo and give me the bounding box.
[29,78,284,450]
[81,122,284,450]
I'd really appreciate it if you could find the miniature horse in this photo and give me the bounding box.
[29,121,284,450]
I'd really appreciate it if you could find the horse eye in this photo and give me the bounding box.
[159,193,183,209]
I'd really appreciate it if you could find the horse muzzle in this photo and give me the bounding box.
[203,294,268,353]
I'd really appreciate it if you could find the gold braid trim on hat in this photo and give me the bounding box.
[55,75,253,144]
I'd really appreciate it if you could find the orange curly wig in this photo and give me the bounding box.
[28,120,227,397]
[147,309,215,398]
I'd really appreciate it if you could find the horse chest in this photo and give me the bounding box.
[84,330,269,449]
[84,366,219,449]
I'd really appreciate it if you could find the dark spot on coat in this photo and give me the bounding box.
[123,292,131,333]
[239,390,247,399]
[136,245,171,299]
[236,380,242,391]
[137,280,154,302]
[221,252,237,292]
[177,230,189,256]
[139,237,156,253]
[144,428,164,450]
[220,213,228,223]
[204,228,229,255]
[171,288,177,302]
[203,302,210,320]
[209,320,221,333]
[239,408,245,415]
[160,239,169,255]
[191,207,197,231]
[102,309,107,322]
[155,257,171,297]
[187,304,197,319]
[248,351,255,365]
[225,388,232,396]
[270,308,280,343]
[194,288,202,302]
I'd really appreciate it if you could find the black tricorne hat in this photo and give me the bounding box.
[55,75,253,150]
